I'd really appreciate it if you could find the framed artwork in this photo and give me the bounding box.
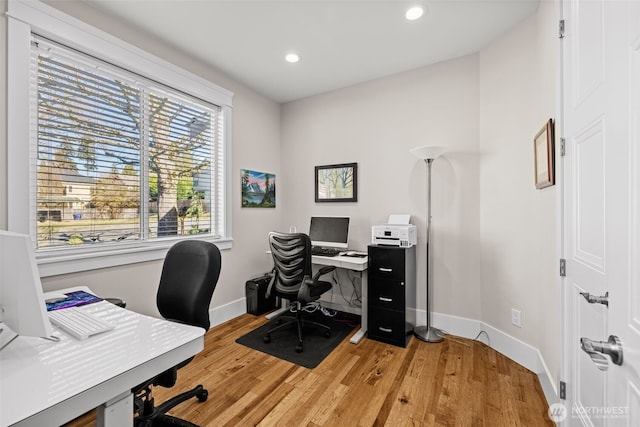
[315,162,357,202]
[534,119,555,189]
[241,169,276,208]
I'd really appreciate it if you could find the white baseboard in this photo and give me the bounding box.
[209,297,246,327]
[212,300,559,406]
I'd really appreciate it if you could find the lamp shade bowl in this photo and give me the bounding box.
[410,146,447,160]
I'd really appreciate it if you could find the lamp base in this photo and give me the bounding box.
[413,325,445,343]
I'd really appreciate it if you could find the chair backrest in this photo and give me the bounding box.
[157,240,222,330]
[268,232,312,299]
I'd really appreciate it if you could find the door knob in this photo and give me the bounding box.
[580,335,623,371]
[579,291,609,307]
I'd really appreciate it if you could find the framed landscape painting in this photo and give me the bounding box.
[241,169,276,208]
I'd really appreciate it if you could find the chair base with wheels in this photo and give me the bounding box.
[134,382,208,427]
[263,301,331,353]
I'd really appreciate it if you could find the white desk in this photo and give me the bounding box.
[312,253,367,272]
[0,287,204,427]
[312,254,368,344]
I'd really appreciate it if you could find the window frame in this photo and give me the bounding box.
[7,0,234,277]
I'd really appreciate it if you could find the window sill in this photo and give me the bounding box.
[36,237,232,277]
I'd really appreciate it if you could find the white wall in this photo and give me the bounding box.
[281,55,483,322]
[478,0,559,383]
[0,0,282,317]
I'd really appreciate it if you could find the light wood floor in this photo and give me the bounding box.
[66,313,554,427]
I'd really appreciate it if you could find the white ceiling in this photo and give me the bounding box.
[83,0,540,103]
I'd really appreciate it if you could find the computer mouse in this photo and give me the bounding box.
[345,251,357,256]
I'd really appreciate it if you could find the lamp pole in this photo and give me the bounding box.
[410,146,446,343]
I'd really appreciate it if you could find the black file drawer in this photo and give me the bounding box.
[367,245,416,348]
[368,246,406,281]
[368,277,406,311]
[368,308,412,347]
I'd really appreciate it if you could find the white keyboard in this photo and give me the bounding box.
[48,307,115,340]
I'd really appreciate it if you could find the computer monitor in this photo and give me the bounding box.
[309,216,350,249]
[0,230,54,347]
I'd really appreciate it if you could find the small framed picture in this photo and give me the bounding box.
[315,163,357,202]
[534,119,555,189]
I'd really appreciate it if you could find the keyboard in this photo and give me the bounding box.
[311,246,341,257]
[48,307,115,340]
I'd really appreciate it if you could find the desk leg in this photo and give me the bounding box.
[97,391,133,427]
[350,270,367,344]
[350,328,366,344]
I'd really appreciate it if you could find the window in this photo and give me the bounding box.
[33,37,223,248]
[8,0,233,276]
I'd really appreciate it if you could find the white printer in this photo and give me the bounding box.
[371,214,417,247]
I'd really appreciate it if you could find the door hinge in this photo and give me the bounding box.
[560,259,566,277]
[560,137,566,156]
[559,20,565,39]
[560,381,566,399]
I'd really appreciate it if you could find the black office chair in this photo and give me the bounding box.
[134,240,221,427]
[264,231,335,353]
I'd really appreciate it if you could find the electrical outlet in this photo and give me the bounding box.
[511,309,522,327]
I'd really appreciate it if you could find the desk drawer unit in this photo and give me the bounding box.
[367,245,416,347]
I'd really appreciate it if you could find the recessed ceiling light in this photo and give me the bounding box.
[285,53,301,63]
[405,6,424,21]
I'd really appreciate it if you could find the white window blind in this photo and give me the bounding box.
[31,36,224,251]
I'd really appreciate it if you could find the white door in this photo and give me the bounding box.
[562,0,640,425]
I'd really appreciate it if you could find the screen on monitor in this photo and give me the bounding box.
[309,216,350,249]
[0,231,53,343]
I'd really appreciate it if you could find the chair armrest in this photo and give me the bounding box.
[298,266,335,303]
[312,265,335,282]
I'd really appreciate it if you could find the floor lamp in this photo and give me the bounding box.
[410,145,446,343]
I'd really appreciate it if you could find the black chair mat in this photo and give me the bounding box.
[235,310,360,369]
